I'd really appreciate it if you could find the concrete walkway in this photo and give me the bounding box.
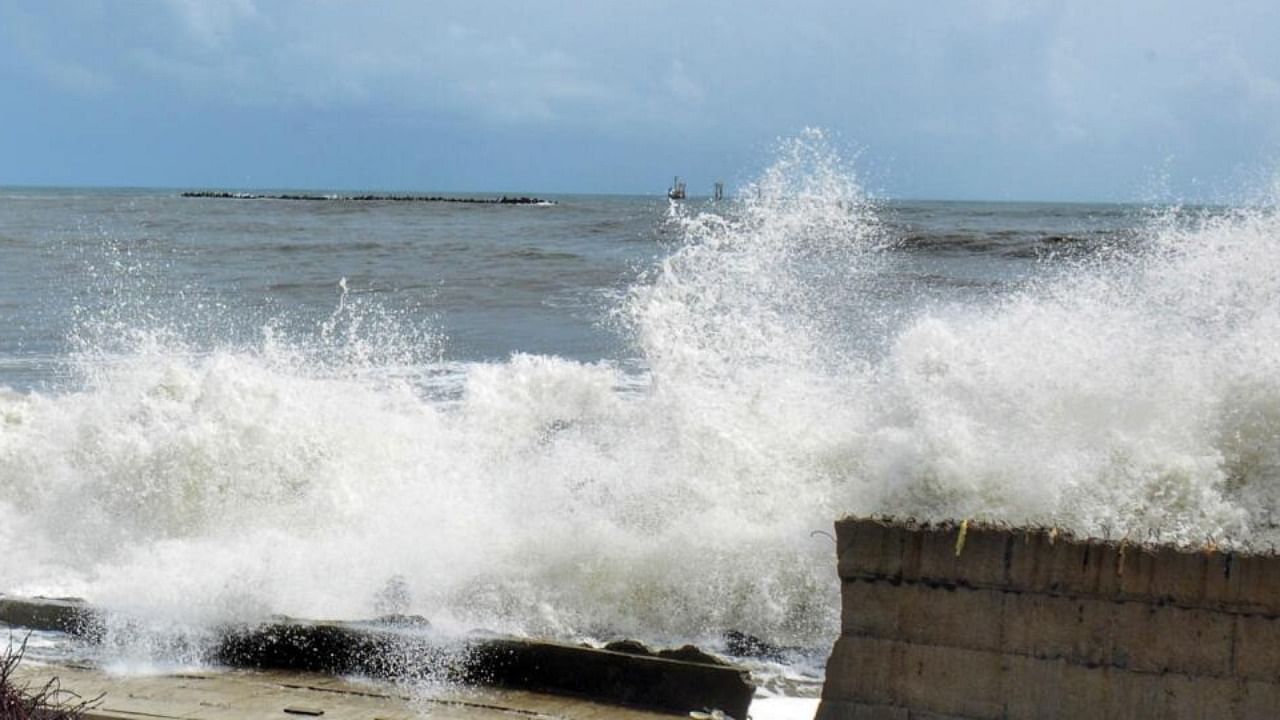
[13,662,677,720]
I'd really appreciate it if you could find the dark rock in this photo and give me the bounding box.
[656,644,728,666]
[602,639,653,656]
[0,595,97,637]
[369,614,431,628]
[723,630,785,660]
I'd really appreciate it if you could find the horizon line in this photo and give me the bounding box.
[0,182,1192,207]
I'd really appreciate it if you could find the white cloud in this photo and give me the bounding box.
[665,59,704,104]
[5,0,1280,198]
[0,4,115,96]
[165,0,260,50]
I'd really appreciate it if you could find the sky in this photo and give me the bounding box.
[3,1,1280,201]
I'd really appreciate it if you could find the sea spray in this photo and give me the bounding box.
[0,184,861,673]
[3,134,1280,677]
[861,202,1280,544]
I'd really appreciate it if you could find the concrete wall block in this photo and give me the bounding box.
[1233,614,1280,682]
[842,579,903,639]
[1004,532,1095,596]
[822,635,1005,718]
[1001,591,1232,676]
[901,585,1005,653]
[1202,550,1244,608]
[882,638,1006,720]
[1086,543,1126,596]
[845,571,1232,677]
[1001,535,1182,601]
[819,637,859,701]
[1041,541,1094,596]
[1113,546,1158,599]
[821,635,897,705]
[840,519,1267,608]
[836,518,882,558]
[912,528,963,584]
[829,621,1250,719]
[1106,601,1234,676]
[839,519,913,581]
[1001,591,1114,668]
[1001,531,1042,593]
[1127,670,1238,719]
[1105,663,1238,719]
[1193,551,1236,608]
[1006,537,1231,605]
[842,523,1015,590]
[1234,679,1280,719]
[1053,542,1123,597]
[898,531,926,582]
[946,527,1011,588]
[826,518,1280,719]
[883,524,1010,589]
[1147,546,1212,606]
[843,579,1005,653]
[1000,653,1114,720]
[1231,554,1280,613]
[849,632,1008,717]
[1000,651,1239,720]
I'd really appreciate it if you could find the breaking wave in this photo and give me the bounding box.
[3,130,1280,668]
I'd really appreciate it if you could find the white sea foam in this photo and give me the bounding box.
[3,131,1280,671]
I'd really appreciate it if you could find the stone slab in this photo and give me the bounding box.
[0,595,753,719]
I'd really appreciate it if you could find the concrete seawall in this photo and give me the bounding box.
[818,517,1280,719]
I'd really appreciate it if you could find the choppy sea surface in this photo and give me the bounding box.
[3,136,1279,700]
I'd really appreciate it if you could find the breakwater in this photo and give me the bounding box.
[180,191,553,204]
[819,517,1280,719]
[0,596,752,719]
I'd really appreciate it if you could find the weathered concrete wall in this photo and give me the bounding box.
[818,518,1280,720]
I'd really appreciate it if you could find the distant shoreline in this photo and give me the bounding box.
[181,190,554,205]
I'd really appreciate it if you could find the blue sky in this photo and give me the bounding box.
[3,1,1279,201]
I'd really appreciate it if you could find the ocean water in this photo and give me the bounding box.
[2,135,1279,687]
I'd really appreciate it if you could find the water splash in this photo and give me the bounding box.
[860,201,1280,545]
[4,134,1280,676]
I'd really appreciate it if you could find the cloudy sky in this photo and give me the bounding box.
[3,1,1279,201]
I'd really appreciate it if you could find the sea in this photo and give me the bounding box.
[3,135,1279,707]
